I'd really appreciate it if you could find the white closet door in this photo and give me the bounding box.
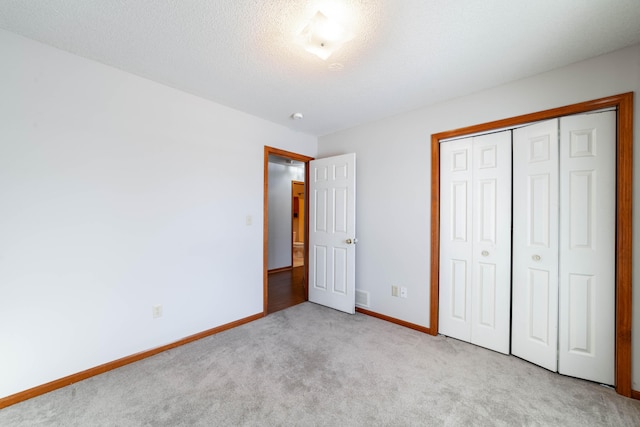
[512,119,560,371]
[440,132,511,354]
[439,137,473,342]
[470,132,512,354]
[558,111,615,385]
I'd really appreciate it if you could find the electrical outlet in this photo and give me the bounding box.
[152,304,163,319]
[246,215,253,226]
[400,287,408,298]
[392,285,399,297]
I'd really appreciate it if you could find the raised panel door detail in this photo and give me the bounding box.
[334,187,348,233]
[478,179,497,244]
[528,268,550,344]
[478,145,497,169]
[334,163,348,180]
[333,247,347,295]
[568,274,594,354]
[569,129,596,158]
[314,165,328,182]
[478,262,496,327]
[452,182,468,242]
[314,189,328,232]
[313,246,327,290]
[569,170,594,250]
[452,149,468,171]
[528,174,551,248]
[451,259,467,320]
[529,135,551,163]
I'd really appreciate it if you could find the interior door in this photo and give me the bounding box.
[439,132,511,354]
[439,137,473,342]
[470,132,512,354]
[558,111,615,385]
[308,153,356,314]
[512,119,560,371]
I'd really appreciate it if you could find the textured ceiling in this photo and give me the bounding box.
[1,0,640,136]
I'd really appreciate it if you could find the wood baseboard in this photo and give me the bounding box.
[4,307,635,408]
[356,307,431,334]
[0,312,264,410]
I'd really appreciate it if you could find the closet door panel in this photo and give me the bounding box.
[528,268,552,342]
[558,111,615,385]
[512,119,559,371]
[439,138,473,342]
[470,132,512,354]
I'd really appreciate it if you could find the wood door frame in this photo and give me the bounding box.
[429,92,634,397]
[264,146,314,314]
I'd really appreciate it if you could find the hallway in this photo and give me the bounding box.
[267,266,306,314]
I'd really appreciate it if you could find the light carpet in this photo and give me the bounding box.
[2,302,640,426]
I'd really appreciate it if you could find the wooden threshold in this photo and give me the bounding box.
[0,312,264,410]
[268,266,292,274]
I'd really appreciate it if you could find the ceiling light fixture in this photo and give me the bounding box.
[295,11,353,60]
[291,112,304,120]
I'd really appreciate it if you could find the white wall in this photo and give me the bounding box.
[318,44,640,388]
[267,162,304,270]
[0,29,317,399]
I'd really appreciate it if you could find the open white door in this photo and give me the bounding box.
[308,153,356,314]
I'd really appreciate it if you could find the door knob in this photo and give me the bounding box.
[481,250,489,257]
[532,254,541,261]
[346,238,358,244]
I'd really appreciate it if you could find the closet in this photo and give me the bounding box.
[439,111,615,385]
[439,131,512,355]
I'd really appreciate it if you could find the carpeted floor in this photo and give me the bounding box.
[2,302,640,426]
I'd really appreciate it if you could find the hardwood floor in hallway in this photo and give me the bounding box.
[267,266,306,314]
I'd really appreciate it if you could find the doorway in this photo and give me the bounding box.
[264,146,314,314]
[292,181,305,268]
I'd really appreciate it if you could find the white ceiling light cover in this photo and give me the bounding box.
[295,11,353,60]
